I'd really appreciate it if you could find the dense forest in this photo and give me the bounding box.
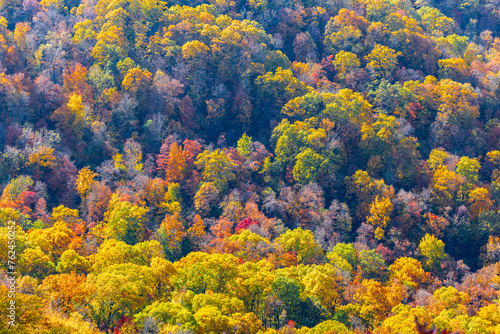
[3,0,500,332]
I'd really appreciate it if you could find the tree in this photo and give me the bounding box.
[40,273,92,314]
[367,195,393,240]
[418,7,455,37]
[0,286,44,333]
[389,257,430,289]
[28,220,77,261]
[195,149,236,192]
[293,32,317,62]
[254,67,310,121]
[121,67,153,111]
[86,181,112,222]
[51,93,92,140]
[365,44,401,79]
[419,234,447,270]
[62,63,94,103]
[425,213,449,237]
[18,246,56,278]
[437,79,479,129]
[276,228,323,264]
[378,304,433,334]
[438,58,469,81]
[181,40,210,67]
[75,166,98,198]
[269,275,303,327]
[347,170,387,221]
[236,260,275,321]
[468,188,492,219]
[157,141,186,182]
[160,213,186,253]
[173,252,240,295]
[134,301,197,332]
[301,264,346,314]
[324,9,368,56]
[56,249,91,274]
[237,133,252,159]
[104,199,149,245]
[327,243,358,273]
[87,263,155,332]
[150,256,176,300]
[322,88,373,126]
[332,51,360,81]
[343,278,404,328]
[431,165,461,210]
[194,182,220,216]
[292,148,325,185]
[89,239,138,273]
[456,156,481,184]
[359,249,387,280]
[387,13,441,74]
[91,25,128,66]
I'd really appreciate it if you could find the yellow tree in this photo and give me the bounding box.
[158,142,186,183]
[91,25,128,65]
[104,199,149,245]
[235,260,275,320]
[301,263,346,314]
[367,195,393,240]
[194,182,220,215]
[431,165,461,210]
[87,263,156,332]
[27,146,57,171]
[347,170,387,221]
[173,252,240,295]
[121,67,153,96]
[324,9,368,55]
[377,304,433,334]
[161,213,186,251]
[343,279,405,328]
[51,205,82,232]
[437,79,479,128]
[275,227,323,264]
[150,257,176,300]
[195,149,236,191]
[75,167,98,198]
[56,249,91,274]
[28,221,77,261]
[332,51,360,81]
[182,40,211,69]
[468,188,493,219]
[364,44,401,79]
[388,257,430,289]
[40,273,92,314]
[419,234,447,270]
[51,93,92,139]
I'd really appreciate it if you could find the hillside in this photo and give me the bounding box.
[2,0,500,332]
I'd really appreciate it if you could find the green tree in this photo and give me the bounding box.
[104,200,149,244]
[195,149,236,192]
[276,228,323,264]
[87,263,155,332]
[456,156,481,184]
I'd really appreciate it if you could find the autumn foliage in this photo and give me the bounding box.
[3,0,500,332]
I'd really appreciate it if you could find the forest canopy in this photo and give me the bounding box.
[3,0,500,332]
